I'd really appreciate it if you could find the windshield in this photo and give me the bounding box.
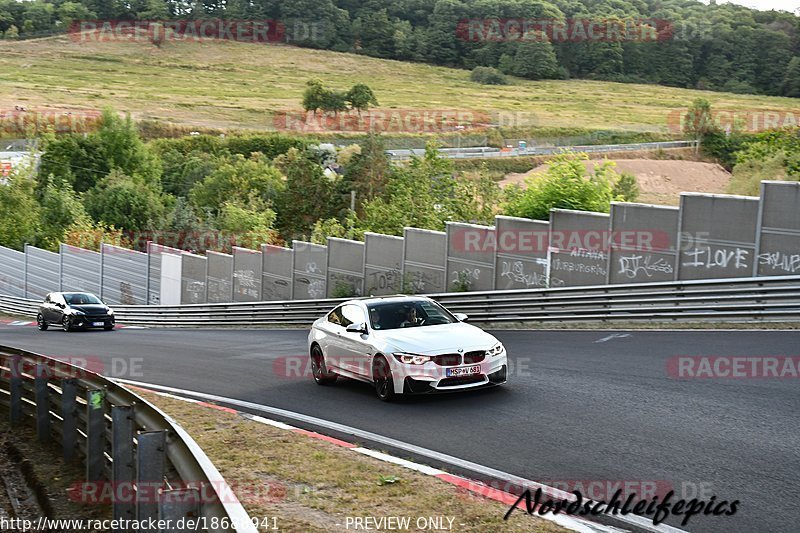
[367,300,457,331]
[64,293,103,305]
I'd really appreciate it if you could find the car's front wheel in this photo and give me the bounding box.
[311,345,337,385]
[37,314,48,331]
[62,316,73,332]
[373,356,395,402]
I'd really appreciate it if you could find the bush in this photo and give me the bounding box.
[503,153,618,220]
[470,66,508,85]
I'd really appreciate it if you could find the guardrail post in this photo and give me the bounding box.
[86,389,106,481]
[9,355,22,424]
[61,378,77,462]
[112,405,135,526]
[35,364,51,442]
[136,430,166,523]
[159,488,200,532]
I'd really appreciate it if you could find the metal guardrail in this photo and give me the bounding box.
[0,346,256,533]
[387,140,698,160]
[3,275,799,326]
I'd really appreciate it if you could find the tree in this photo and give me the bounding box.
[217,201,279,250]
[276,148,339,238]
[302,79,327,115]
[782,57,800,98]
[346,83,378,114]
[321,90,348,115]
[0,168,41,250]
[511,32,559,80]
[612,173,640,202]
[83,169,170,231]
[503,152,618,220]
[683,98,718,150]
[37,177,89,249]
[188,153,284,215]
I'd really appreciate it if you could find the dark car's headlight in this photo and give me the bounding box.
[488,343,504,357]
[68,309,85,316]
[393,352,432,365]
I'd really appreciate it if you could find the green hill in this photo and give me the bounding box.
[1,36,797,138]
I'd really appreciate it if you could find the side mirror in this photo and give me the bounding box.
[346,322,367,334]
[453,313,468,322]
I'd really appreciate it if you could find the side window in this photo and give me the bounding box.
[327,306,344,326]
[341,305,366,328]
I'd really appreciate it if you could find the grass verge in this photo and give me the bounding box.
[137,390,564,533]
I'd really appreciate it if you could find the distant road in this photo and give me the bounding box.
[386,140,697,160]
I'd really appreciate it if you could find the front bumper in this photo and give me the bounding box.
[70,315,115,329]
[395,353,508,395]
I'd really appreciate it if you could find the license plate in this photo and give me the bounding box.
[446,365,481,377]
[92,322,104,327]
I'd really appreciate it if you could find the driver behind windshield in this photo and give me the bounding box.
[400,306,420,328]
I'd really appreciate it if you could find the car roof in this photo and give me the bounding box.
[344,295,433,307]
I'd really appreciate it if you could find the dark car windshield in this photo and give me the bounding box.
[64,293,102,305]
[367,300,457,331]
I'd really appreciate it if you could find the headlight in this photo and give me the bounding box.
[69,309,85,316]
[393,352,432,365]
[488,343,504,357]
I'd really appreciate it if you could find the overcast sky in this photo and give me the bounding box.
[705,0,800,13]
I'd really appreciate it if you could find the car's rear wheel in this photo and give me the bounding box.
[37,314,48,331]
[373,356,395,402]
[62,316,73,332]
[311,345,337,385]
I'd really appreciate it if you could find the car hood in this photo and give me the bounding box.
[374,322,497,355]
[69,304,109,314]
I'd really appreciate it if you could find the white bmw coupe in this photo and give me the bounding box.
[307,295,508,401]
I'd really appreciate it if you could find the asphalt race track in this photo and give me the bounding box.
[2,325,798,533]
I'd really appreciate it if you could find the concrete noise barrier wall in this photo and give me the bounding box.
[232,246,262,302]
[363,232,404,296]
[181,253,207,304]
[261,245,293,301]
[446,222,496,292]
[60,244,101,296]
[101,244,148,305]
[0,245,25,297]
[403,228,447,294]
[608,203,679,284]
[677,193,759,280]
[24,245,60,300]
[147,243,184,305]
[493,216,549,290]
[206,251,233,303]
[755,181,800,277]
[326,238,365,298]
[548,209,610,287]
[292,241,327,299]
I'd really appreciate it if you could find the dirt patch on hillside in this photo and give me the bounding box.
[501,158,732,206]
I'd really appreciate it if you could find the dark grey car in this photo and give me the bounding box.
[37,292,115,332]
